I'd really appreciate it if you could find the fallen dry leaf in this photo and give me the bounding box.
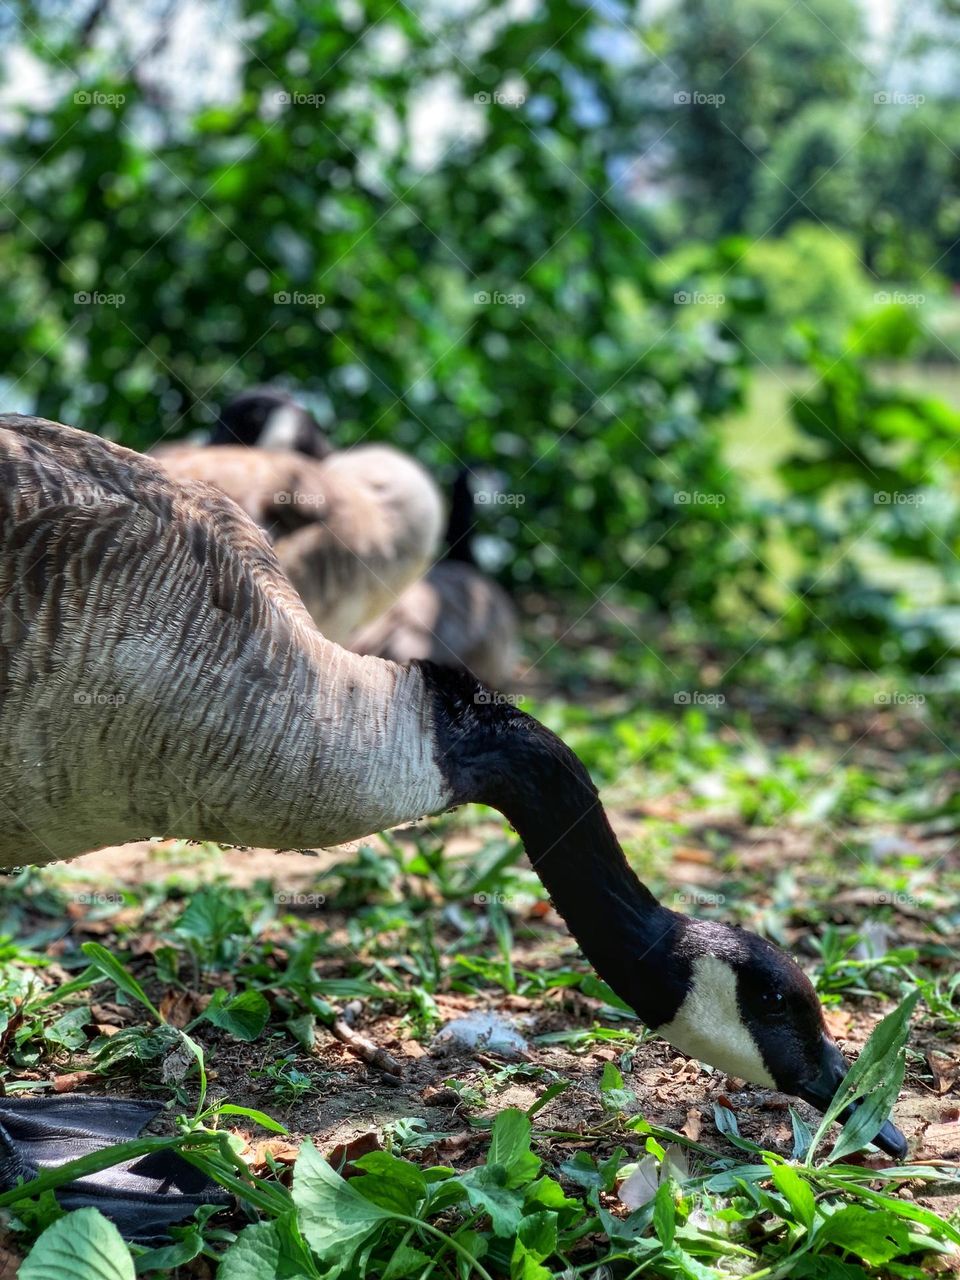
[0,1239,22,1280]
[928,1052,958,1096]
[251,1139,300,1169]
[674,846,714,865]
[326,1131,381,1174]
[159,988,207,1028]
[920,1119,960,1160]
[423,1131,476,1163]
[0,1004,23,1057]
[68,917,114,935]
[90,1002,128,1025]
[129,933,165,956]
[823,1008,852,1038]
[421,1084,460,1106]
[681,1108,702,1141]
[53,1071,99,1093]
[631,799,682,820]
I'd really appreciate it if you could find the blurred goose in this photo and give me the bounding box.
[209,385,332,458]
[0,414,908,1202]
[156,440,443,644]
[351,469,518,688]
[208,391,518,687]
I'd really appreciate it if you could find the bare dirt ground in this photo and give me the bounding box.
[3,606,958,1268]
[27,814,960,1225]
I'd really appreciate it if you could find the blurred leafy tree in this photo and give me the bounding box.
[649,0,865,238]
[739,224,872,360]
[651,0,960,288]
[0,0,758,613]
[775,322,960,669]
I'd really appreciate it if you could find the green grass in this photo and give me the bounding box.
[719,361,960,605]
[2,616,959,1277]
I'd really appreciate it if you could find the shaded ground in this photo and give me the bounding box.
[1,603,959,1272]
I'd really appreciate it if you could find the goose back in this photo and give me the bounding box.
[351,560,518,688]
[157,442,445,643]
[0,415,447,866]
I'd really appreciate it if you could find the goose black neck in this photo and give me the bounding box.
[418,662,687,1028]
[444,469,477,565]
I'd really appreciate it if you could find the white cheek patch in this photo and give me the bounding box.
[261,405,303,451]
[657,954,776,1087]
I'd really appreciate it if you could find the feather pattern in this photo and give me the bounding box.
[156,442,444,643]
[0,415,448,867]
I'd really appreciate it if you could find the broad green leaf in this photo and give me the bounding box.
[352,1151,428,1214]
[21,1207,135,1280]
[767,1160,815,1229]
[462,1166,527,1236]
[44,1006,90,1051]
[286,1013,316,1051]
[422,1173,468,1215]
[660,1244,728,1279]
[382,1244,433,1280]
[200,989,270,1041]
[653,1180,676,1248]
[511,1210,557,1280]
[599,1061,624,1090]
[559,1151,603,1189]
[599,1061,635,1112]
[523,1175,582,1222]
[217,1216,309,1280]
[808,991,919,1164]
[218,1221,283,1280]
[487,1108,540,1187]
[517,1210,557,1258]
[80,943,161,1022]
[292,1139,390,1263]
[175,891,246,944]
[815,1205,911,1265]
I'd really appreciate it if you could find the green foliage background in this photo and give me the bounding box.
[1,0,959,670]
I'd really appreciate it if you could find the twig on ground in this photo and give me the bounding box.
[328,1014,403,1077]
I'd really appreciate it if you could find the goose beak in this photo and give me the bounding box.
[798,1035,908,1161]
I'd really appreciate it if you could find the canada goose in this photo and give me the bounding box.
[156,441,444,644]
[351,470,519,688]
[0,414,907,1182]
[210,385,332,458]
[176,391,517,685]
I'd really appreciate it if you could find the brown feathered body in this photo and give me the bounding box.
[351,560,517,688]
[0,416,448,868]
[156,443,444,644]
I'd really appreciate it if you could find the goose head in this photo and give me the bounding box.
[212,387,332,458]
[654,920,907,1157]
[418,662,909,1161]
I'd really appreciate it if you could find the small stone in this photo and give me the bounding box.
[431,1011,529,1059]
